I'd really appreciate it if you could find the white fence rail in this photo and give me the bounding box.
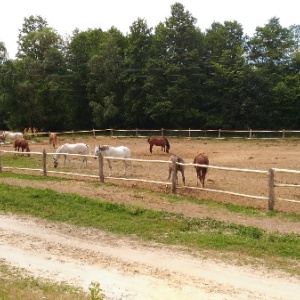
[0,149,300,211]
[11,128,300,139]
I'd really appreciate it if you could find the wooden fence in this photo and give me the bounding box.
[16,128,300,139]
[1,149,300,211]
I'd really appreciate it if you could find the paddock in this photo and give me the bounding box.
[0,136,300,213]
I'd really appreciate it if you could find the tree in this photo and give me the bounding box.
[0,41,8,64]
[88,28,126,128]
[144,2,205,128]
[201,20,246,128]
[122,18,153,127]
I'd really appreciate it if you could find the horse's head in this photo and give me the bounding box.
[53,157,58,168]
[94,146,100,158]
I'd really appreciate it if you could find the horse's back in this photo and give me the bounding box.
[14,138,23,147]
[60,143,89,154]
[193,152,209,165]
[117,146,131,158]
[169,154,184,164]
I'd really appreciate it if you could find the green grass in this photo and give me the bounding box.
[0,261,87,300]
[0,172,64,181]
[163,190,300,221]
[0,182,299,263]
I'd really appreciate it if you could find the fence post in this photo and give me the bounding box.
[92,129,96,138]
[0,150,2,172]
[110,129,114,137]
[171,160,177,194]
[42,149,47,176]
[188,128,191,138]
[249,129,252,139]
[161,128,164,136]
[268,168,275,211]
[218,129,221,138]
[282,129,285,139]
[98,152,104,183]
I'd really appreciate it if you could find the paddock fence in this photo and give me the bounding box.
[1,149,300,211]
[9,128,300,140]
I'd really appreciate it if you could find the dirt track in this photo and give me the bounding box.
[1,213,299,300]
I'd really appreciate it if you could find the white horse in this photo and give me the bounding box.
[94,145,131,176]
[53,143,91,168]
[3,131,23,141]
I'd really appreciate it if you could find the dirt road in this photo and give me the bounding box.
[0,213,299,300]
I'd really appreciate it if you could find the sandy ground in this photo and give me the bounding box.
[1,136,300,299]
[0,213,299,300]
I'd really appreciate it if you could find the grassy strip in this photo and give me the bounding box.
[0,182,299,262]
[0,261,87,300]
[0,172,64,181]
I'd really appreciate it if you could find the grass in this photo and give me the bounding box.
[0,261,88,300]
[0,173,299,299]
[0,182,299,263]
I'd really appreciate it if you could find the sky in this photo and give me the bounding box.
[1,0,299,59]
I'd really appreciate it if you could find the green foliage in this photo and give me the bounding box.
[1,5,300,130]
[0,262,87,300]
[88,281,105,300]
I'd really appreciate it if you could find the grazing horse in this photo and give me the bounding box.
[49,132,58,148]
[193,152,209,187]
[148,137,170,154]
[168,154,185,185]
[94,145,131,176]
[53,143,90,168]
[14,138,30,156]
[3,131,23,141]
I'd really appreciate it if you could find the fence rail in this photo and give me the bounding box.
[1,149,300,211]
[8,128,300,139]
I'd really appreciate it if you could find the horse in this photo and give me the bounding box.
[148,137,170,154]
[53,143,90,168]
[168,154,185,185]
[94,145,131,176]
[3,131,23,141]
[13,138,30,156]
[49,132,58,149]
[193,152,209,187]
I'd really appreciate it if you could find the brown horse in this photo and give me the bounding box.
[168,154,185,185]
[49,132,57,148]
[148,137,170,154]
[14,138,30,156]
[193,152,209,187]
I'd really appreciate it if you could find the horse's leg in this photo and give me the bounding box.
[181,169,186,186]
[63,155,68,165]
[149,144,153,154]
[202,169,207,187]
[196,168,200,186]
[108,159,112,176]
[168,166,172,180]
[123,160,127,175]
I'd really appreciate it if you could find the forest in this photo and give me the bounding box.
[0,2,300,132]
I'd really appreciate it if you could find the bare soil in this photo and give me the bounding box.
[0,136,300,299]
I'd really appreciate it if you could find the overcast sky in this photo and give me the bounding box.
[1,0,299,58]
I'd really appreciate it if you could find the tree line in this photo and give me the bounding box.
[0,2,299,132]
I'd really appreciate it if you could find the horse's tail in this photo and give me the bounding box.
[164,137,170,152]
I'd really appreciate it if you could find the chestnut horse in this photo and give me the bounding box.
[148,137,170,154]
[14,138,30,156]
[168,154,185,185]
[49,132,57,148]
[193,152,209,187]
